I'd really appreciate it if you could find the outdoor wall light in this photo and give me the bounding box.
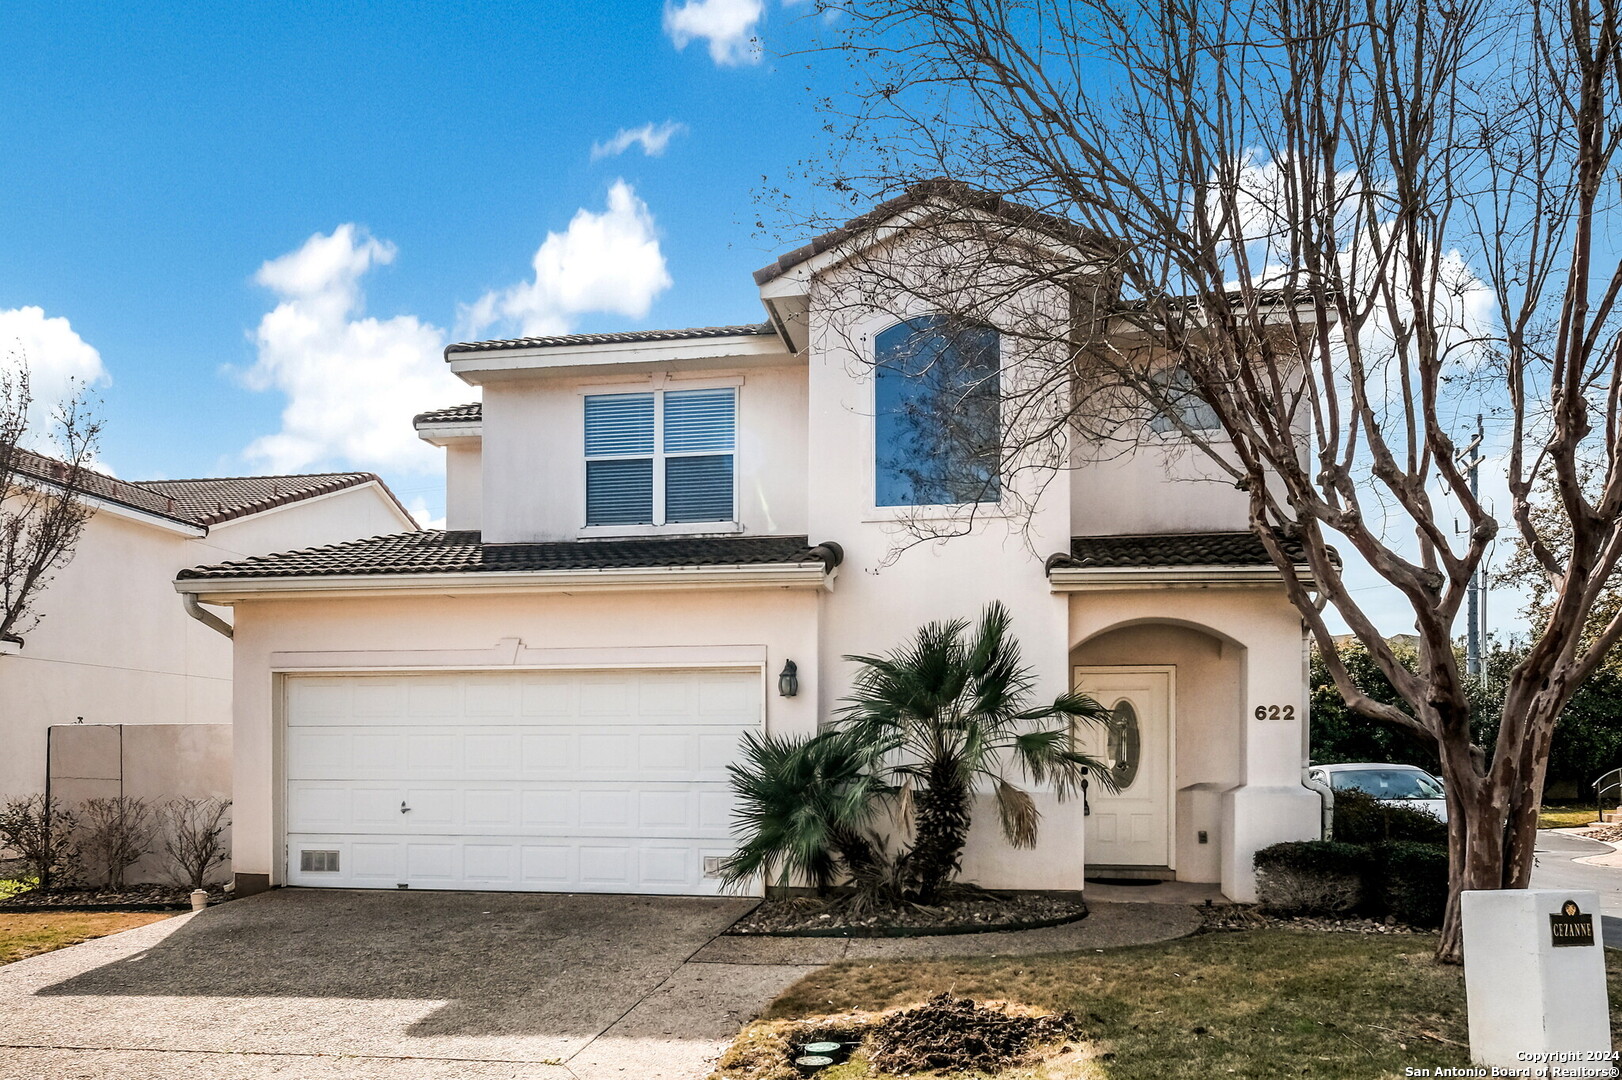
[778,660,799,697]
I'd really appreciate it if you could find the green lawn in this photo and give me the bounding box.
[717,930,1622,1080]
[0,912,172,966]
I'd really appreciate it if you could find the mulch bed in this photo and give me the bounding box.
[726,890,1087,937]
[709,995,1076,1079]
[867,992,1075,1075]
[1198,902,1423,935]
[0,884,230,912]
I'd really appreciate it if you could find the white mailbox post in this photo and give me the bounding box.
[1462,889,1613,1071]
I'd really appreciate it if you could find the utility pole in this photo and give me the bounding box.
[1461,414,1485,677]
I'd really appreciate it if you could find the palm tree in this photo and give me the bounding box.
[837,601,1115,903]
[717,728,888,895]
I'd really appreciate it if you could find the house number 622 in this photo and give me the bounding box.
[1254,704,1296,721]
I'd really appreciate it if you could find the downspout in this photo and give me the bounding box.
[183,593,233,639]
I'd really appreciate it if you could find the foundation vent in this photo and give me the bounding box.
[300,850,340,873]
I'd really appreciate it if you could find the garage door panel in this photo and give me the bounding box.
[405,734,459,775]
[285,669,757,895]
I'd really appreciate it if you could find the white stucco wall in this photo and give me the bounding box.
[445,444,482,532]
[479,364,809,544]
[0,482,415,801]
[1070,442,1251,535]
[801,268,1085,889]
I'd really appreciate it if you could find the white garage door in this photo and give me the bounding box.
[283,669,759,895]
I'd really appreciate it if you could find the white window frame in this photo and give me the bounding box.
[580,385,742,537]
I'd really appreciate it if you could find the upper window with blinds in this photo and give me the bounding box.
[584,388,737,528]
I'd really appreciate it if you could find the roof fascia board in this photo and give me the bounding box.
[81,493,206,536]
[447,333,789,383]
[415,422,483,445]
[1048,564,1312,592]
[205,480,419,534]
[176,562,834,602]
[758,200,1099,301]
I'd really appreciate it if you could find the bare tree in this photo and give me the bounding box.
[789,0,1622,961]
[159,797,231,891]
[79,796,156,891]
[0,357,101,643]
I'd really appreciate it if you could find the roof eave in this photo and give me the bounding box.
[1047,564,1313,592]
[175,562,836,602]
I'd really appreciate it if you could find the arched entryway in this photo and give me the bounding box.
[1071,620,1244,884]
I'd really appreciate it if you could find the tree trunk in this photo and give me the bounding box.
[1435,772,1544,963]
[907,760,973,903]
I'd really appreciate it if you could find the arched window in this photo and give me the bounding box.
[873,316,1001,507]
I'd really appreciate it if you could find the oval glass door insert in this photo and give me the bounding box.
[1106,698,1141,789]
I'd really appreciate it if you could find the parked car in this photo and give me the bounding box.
[1307,762,1448,822]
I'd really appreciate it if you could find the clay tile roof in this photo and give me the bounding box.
[177,531,833,580]
[10,451,409,529]
[131,473,406,527]
[1059,531,1310,569]
[753,179,1110,286]
[443,323,778,358]
[413,402,482,426]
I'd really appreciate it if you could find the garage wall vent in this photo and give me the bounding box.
[300,850,340,873]
[703,856,726,879]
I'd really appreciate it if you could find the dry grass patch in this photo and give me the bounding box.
[0,911,172,966]
[1540,806,1602,829]
[727,930,1622,1079]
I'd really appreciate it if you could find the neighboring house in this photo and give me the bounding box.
[0,454,417,816]
[178,187,1321,903]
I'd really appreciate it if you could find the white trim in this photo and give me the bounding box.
[1049,564,1309,591]
[578,522,745,539]
[175,562,834,602]
[416,421,483,444]
[447,333,792,383]
[1075,664,1178,872]
[82,494,207,536]
[207,480,419,533]
[268,642,769,671]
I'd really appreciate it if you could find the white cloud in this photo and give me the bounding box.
[0,306,110,453]
[405,496,446,531]
[591,121,688,161]
[242,224,465,475]
[464,181,672,338]
[663,0,763,66]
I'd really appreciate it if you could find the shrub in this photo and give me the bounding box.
[160,797,231,890]
[1331,788,1447,844]
[1374,841,1449,927]
[78,796,156,890]
[1253,841,1370,916]
[0,795,78,887]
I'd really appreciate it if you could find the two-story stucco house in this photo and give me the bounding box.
[177,189,1322,903]
[0,456,417,815]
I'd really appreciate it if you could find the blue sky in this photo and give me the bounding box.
[0,2,1525,640]
[0,1,836,517]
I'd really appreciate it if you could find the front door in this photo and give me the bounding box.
[1074,667,1173,868]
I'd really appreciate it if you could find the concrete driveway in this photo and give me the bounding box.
[0,889,814,1080]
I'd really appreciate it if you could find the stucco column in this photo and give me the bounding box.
[1220,607,1320,901]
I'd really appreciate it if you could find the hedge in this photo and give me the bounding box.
[1329,788,1447,845]
[1253,837,1448,925]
